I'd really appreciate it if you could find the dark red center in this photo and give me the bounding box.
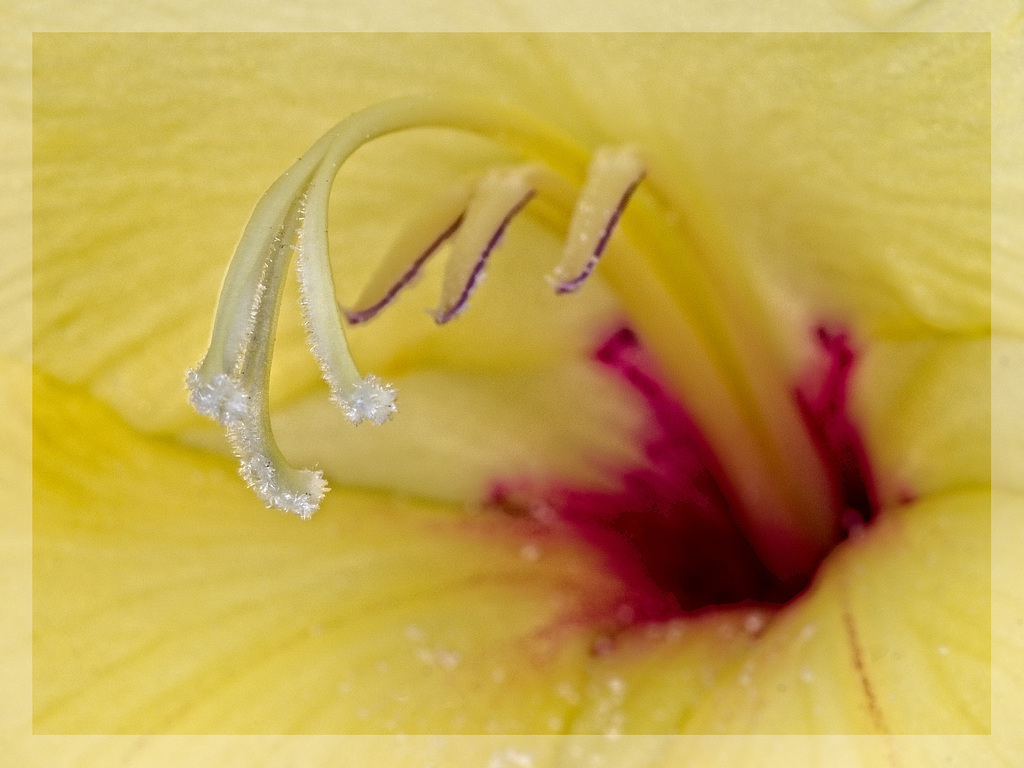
[490,325,880,624]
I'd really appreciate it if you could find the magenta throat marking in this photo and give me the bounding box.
[490,325,881,624]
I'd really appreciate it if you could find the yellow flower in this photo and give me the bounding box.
[9,26,1023,768]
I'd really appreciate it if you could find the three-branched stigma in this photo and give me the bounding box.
[186,96,644,518]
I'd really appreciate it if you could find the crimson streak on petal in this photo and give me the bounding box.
[796,326,879,535]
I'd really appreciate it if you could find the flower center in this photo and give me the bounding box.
[186,96,869,604]
[492,324,878,621]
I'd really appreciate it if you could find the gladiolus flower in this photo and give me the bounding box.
[24,30,1021,767]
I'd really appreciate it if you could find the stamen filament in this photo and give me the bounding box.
[550,146,646,294]
[616,165,838,546]
[344,180,474,324]
[199,132,341,377]
[505,165,827,577]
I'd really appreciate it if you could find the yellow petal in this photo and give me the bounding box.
[21,25,1017,767]
[33,349,996,735]
[857,336,990,503]
[0,356,31,757]
[35,371,638,733]
[563,490,989,734]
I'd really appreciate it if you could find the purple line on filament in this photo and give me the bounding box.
[433,189,535,324]
[554,173,644,295]
[343,213,465,325]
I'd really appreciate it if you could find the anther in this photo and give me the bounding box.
[432,167,536,324]
[345,151,645,328]
[549,146,645,294]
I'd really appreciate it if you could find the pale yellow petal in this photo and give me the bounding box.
[34,372,634,734]
[520,34,991,340]
[565,490,989,734]
[36,360,998,736]
[0,357,32,761]
[857,336,990,503]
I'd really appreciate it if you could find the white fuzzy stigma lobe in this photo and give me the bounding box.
[335,374,398,426]
[186,369,250,426]
[187,367,327,518]
[234,444,327,520]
